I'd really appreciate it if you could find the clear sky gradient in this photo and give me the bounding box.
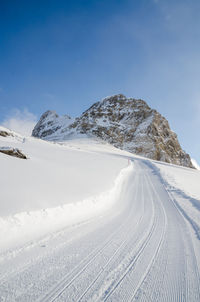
[0,0,199,160]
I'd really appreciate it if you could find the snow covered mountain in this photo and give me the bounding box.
[32,94,193,168]
[32,110,73,140]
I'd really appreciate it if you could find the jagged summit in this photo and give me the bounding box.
[32,95,194,168]
[32,110,73,139]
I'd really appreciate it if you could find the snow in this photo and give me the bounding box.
[0,162,133,252]
[192,158,200,170]
[154,160,200,200]
[0,125,200,301]
[0,126,130,251]
[32,110,74,140]
[0,146,14,151]
[134,115,153,135]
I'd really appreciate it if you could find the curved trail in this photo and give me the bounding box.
[0,160,200,301]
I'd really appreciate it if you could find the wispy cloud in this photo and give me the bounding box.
[42,93,55,99]
[2,109,37,136]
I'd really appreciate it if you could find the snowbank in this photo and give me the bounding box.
[0,163,133,253]
[154,161,200,201]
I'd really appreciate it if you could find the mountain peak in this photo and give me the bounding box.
[101,94,126,102]
[32,110,72,139]
[32,95,194,168]
[40,110,59,119]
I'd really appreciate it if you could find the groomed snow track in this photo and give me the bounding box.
[0,160,200,301]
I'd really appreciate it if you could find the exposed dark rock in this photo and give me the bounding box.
[0,148,27,159]
[0,130,13,137]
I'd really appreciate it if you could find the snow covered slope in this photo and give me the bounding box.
[155,160,200,200]
[1,125,200,301]
[0,126,131,250]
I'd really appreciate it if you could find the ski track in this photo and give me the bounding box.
[0,160,200,301]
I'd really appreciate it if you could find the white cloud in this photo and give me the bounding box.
[2,109,37,136]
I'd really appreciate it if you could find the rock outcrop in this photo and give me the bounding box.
[0,147,27,159]
[32,94,194,168]
[0,130,13,137]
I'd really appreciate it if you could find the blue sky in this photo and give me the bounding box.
[0,0,200,160]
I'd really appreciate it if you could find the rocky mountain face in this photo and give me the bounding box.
[32,110,73,140]
[32,94,194,168]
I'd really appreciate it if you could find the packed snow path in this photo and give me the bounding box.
[0,160,200,301]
